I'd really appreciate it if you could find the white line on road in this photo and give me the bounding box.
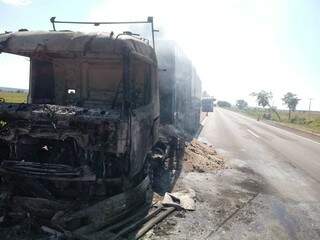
[262,123,320,146]
[256,120,320,146]
[247,129,260,138]
[224,109,320,146]
[301,137,320,145]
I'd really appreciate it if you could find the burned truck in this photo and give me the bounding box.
[0,31,159,231]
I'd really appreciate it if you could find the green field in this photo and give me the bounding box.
[0,91,28,103]
[237,107,320,134]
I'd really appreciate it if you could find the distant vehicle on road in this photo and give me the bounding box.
[202,97,215,112]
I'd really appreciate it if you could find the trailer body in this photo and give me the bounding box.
[157,40,201,134]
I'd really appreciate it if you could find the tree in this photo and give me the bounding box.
[236,99,248,110]
[217,101,231,108]
[282,92,300,120]
[251,90,281,120]
[250,90,272,108]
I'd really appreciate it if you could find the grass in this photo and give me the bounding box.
[235,107,320,134]
[0,91,28,103]
[0,91,28,130]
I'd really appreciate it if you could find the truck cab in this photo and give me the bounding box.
[0,31,159,200]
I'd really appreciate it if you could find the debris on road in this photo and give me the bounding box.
[161,189,196,211]
[183,139,225,173]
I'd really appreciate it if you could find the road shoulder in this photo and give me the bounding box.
[225,108,320,144]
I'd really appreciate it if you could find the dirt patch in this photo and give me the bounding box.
[183,139,225,173]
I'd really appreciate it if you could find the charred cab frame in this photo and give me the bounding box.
[0,30,159,201]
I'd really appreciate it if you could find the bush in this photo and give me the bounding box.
[262,113,271,120]
[308,119,320,128]
[217,101,231,108]
[290,116,306,124]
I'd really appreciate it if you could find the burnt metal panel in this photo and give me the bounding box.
[0,31,157,64]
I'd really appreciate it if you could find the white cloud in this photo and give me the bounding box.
[1,0,31,6]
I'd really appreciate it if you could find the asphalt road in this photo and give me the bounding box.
[198,108,320,239]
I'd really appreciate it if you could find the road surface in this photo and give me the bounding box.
[149,108,320,240]
[199,108,320,239]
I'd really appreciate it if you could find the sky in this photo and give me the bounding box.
[0,0,319,110]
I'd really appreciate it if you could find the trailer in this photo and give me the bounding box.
[157,40,202,134]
